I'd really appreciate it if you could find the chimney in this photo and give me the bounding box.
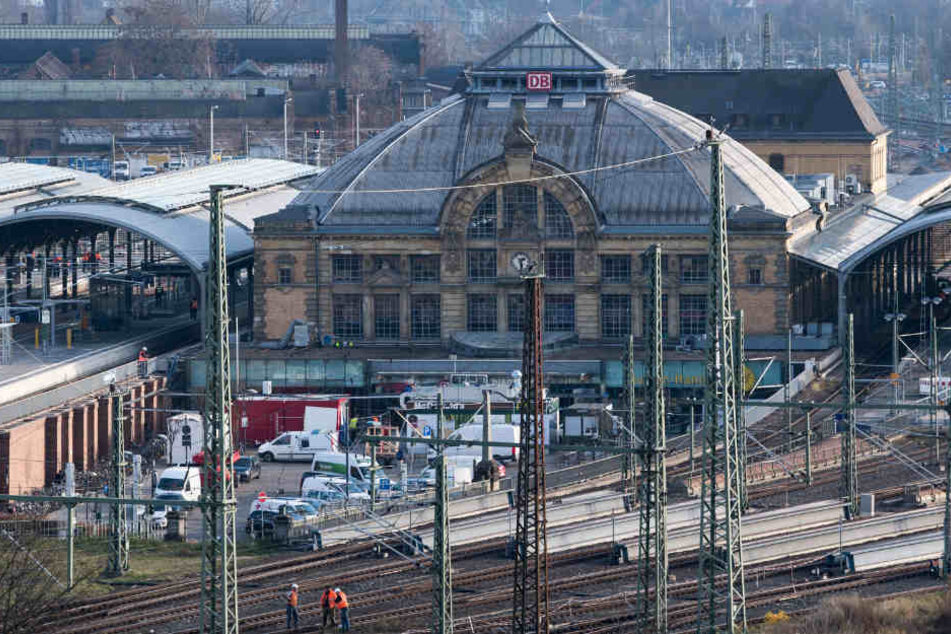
[20,12,28,24]
[334,0,348,84]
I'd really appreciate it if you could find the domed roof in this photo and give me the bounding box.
[286,17,809,233]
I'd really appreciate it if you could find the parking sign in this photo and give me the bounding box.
[423,426,433,438]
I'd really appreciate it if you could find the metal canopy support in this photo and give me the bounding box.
[622,334,636,512]
[511,273,549,634]
[106,385,128,576]
[734,310,749,513]
[697,134,746,634]
[637,244,668,634]
[432,393,453,634]
[200,185,239,634]
[841,314,859,520]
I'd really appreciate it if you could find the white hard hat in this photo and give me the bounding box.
[142,347,148,351]
[334,587,341,592]
[292,583,299,589]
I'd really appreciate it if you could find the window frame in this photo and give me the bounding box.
[601,254,631,283]
[747,267,763,285]
[411,294,441,340]
[373,294,400,340]
[678,294,707,337]
[543,192,574,239]
[679,255,709,285]
[466,293,498,332]
[467,194,498,240]
[600,294,631,340]
[545,249,574,282]
[467,249,497,283]
[332,294,363,339]
[331,254,362,283]
[410,255,440,283]
[277,266,292,285]
[544,294,575,333]
[507,293,525,332]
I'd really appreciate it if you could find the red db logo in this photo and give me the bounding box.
[526,72,552,92]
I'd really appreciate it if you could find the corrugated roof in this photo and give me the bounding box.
[19,159,320,214]
[0,24,371,41]
[0,162,81,195]
[789,172,951,272]
[290,90,808,232]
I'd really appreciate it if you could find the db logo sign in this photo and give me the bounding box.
[526,72,552,92]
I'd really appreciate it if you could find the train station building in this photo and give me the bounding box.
[252,14,951,378]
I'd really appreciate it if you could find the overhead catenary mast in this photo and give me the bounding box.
[637,244,668,633]
[697,129,746,634]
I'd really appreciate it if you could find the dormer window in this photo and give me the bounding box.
[731,113,748,127]
[769,113,785,128]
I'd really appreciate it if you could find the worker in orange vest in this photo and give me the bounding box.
[285,583,300,630]
[319,586,336,628]
[334,587,350,632]
[137,347,149,378]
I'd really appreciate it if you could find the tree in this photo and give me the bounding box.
[91,0,217,79]
[0,521,73,634]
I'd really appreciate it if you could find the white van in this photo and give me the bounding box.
[310,452,376,483]
[428,423,520,462]
[154,465,201,502]
[258,431,335,462]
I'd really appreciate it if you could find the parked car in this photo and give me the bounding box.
[140,165,158,177]
[234,456,261,482]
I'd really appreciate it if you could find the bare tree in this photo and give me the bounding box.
[0,520,73,634]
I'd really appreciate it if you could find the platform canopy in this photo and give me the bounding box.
[0,159,319,272]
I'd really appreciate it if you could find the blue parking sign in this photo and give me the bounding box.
[423,426,433,438]
[380,478,391,491]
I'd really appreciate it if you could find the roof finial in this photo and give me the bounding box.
[540,0,556,24]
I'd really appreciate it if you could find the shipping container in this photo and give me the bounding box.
[232,395,349,445]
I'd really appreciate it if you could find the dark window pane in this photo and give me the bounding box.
[508,294,525,332]
[410,255,440,283]
[277,267,292,285]
[467,249,497,282]
[411,295,441,339]
[544,192,573,238]
[544,294,574,332]
[332,255,362,283]
[467,194,497,240]
[467,294,498,332]
[545,249,574,282]
[374,294,400,339]
[639,252,669,274]
[333,294,363,338]
[600,294,631,339]
[601,255,631,283]
[679,255,709,284]
[747,268,763,285]
[679,294,707,336]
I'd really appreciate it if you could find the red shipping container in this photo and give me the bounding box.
[231,395,349,445]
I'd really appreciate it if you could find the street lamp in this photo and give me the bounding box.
[884,311,906,414]
[283,97,293,160]
[209,105,219,164]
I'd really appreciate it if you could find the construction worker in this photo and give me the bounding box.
[137,347,149,378]
[333,587,349,632]
[190,296,199,320]
[286,583,300,629]
[319,585,336,629]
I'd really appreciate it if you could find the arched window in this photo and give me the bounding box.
[544,192,573,239]
[467,193,497,239]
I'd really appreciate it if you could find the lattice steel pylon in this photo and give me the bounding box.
[106,384,128,577]
[697,132,746,634]
[841,314,858,520]
[734,310,749,513]
[432,393,453,634]
[944,389,951,577]
[621,334,637,512]
[637,244,668,634]
[511,269,550,634]
[200,185,239,634]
